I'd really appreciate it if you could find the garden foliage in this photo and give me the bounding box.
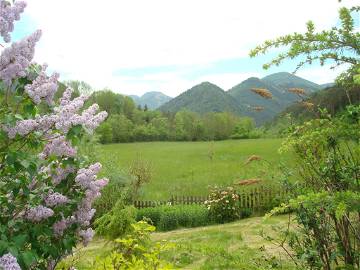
[136,205,210,231]
[94,221,174,270]
[253,2,360,269]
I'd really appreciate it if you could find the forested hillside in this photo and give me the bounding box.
[159,82,243,115]
[159,72,323,124]
[270,84,360,129]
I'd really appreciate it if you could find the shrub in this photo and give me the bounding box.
[136,207,162,226]
[136,205,211,231]
[95,201,136,240]
[239,208,253,219]
[205,186,240,223]
[94,221,173,270]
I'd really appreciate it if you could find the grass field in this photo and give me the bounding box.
[97,139,291,200]
[61,215,295,270]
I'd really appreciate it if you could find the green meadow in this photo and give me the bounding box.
[97,139,291,200]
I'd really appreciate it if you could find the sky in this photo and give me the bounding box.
[9,0,359,97]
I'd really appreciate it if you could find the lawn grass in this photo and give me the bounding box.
[60,215,296,270]
[97,139,291,200]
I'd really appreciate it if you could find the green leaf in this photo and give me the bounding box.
[21,251,37,267]
[0,240,9,253]
[13,234,28,248]
[5,152,16,165]
[8,246,19,257]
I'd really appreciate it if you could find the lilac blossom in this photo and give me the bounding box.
[59,87,73,106]
[35,114,57,132]
[39,135,76,159]
[4,119,38,138]
[52,218,67,237]
[25,64,59,105]
[74,205,96,227]
[73,163,108,226]
[75,162,102,189]
[0,30,41,85]
[0,0,26,43]
[54,94,89,133]
[44,192,69,207]
[26,205,54,222]
[78,228,94,246]
[0,253,21,270]
[54,89,108,133]
[51,165,75,185]
[83,111,108,132]
[53,216,75,237]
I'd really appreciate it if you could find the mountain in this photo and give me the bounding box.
[130,91,172,109]
[158,72,323,125]
[228,72,322,124]
[262,72,321,93]
[159,82,243,115]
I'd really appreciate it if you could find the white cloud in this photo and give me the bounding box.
[297,64,350,84]
[20,0,358,96]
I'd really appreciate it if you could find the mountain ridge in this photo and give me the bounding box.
[159,82,243,115]
[129,91,172,109]
[158,72,324,124]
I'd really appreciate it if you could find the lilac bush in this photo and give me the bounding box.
[0,1,108,269]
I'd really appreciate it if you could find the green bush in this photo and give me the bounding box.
[94,221,174,270]
[95,201,137,240]
[205,186,241,223]
[136,206,162,226]
[239,208,253,218]
[136,205,211,231]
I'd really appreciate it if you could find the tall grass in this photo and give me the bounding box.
[97,139,291,200]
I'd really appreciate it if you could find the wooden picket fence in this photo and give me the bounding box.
[133,186,288,211]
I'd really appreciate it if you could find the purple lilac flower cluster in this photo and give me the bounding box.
[25,205,54,222]
[4,119,38,139]
[44,192,69,207]
[0,0,26,43]
[73,163,108,244]
[54,88,108,133]
[25,64,59,105]
[0,0,110,265]
[52,216,75,237]
[4,86,108,139]
[0,253,21,270]
[39,135,77,159]
[51,165,75,186]
[78,228,95,246]
[0,30,41,85]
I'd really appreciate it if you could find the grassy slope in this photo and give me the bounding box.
[64,215,296,270]
[97,139,290,200]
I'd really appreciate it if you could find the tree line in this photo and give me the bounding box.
[82,89,261,143]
